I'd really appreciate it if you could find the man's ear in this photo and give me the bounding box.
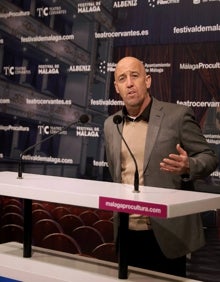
[146,75,152,89]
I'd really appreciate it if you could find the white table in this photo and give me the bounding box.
[1,171,220,279]
[0,242,202,282]
[1,171,220,218]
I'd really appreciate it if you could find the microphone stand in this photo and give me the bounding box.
[18,130,60,179]
[113,115,140,278]
[17,114,89,179]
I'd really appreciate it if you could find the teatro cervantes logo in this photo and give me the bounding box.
[3,66,31,76]
[36,6,67,17]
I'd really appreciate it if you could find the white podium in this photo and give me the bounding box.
[1,171,220,218]
[1,171,220,279]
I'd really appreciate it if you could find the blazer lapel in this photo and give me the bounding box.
[143,99,164,171]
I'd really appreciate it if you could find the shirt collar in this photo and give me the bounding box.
[122,96,152,123]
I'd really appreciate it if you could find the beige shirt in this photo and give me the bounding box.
[121,119,151,230]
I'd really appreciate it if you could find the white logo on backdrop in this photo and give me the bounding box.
[193,0,220,4]
[98,61,116,74]
[3,66,31,76]
[36,6,67,17]
[147,0,180,8]
[78,2,101,13]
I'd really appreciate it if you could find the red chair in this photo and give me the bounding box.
[32,209,53,225]
[92,243,118,263]
[2,204,22,215]
[94,210,113,220]
[93,220,114,243]
[58,214,84,235]
[4,198,22,207]
[32,219,63,246]
[0,224,23,243]
[79,210,100,226]
[43,202,58,212]
[1,212,24,227]
[69,206,89,215]
[51,206,71,221]
[41,233,81,254]
[71,226,104,256]
[32,202,46,211]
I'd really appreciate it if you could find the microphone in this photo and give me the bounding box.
[113,115,140,193]
[17,114,89,179]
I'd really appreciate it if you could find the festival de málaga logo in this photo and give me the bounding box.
[38,64,60,74]
[76,126,100,137]
[78,1,101,13]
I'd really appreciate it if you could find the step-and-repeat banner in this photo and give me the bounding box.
[0,0,219,190]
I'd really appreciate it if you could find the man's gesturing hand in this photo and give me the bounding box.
[160,144,190,175]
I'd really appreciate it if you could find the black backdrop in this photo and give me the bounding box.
[0,1,220,280]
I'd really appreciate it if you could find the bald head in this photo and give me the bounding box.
[113,56,151,116]
[114,57,146,80]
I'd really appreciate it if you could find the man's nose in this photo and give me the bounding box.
[126,76,133,87]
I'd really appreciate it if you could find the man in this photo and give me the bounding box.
[104,56,218,277]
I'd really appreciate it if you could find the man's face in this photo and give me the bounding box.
[114,57,151,110]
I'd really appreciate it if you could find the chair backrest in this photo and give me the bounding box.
[2,204,23,215]
[0,224,23,243]
[94,209,113,220]
[58,214,84,235]
[4,198,22,208]
[79,210,100,226]
[32,218,63,246]
[32,202,46,211]
[41,233,81,254]
[51,206,71,221]
[93,220,114,243]
[32,209,53,224]
[71,226,104,255]
[1,212,24,227]
[92,243,118,263]
[69,206,89,215]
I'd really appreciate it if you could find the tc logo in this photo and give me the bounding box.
[3,66,15,76]
[36,7,49,17]
[38,125,50,135]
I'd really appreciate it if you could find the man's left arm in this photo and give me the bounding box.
[160,107,218,179]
